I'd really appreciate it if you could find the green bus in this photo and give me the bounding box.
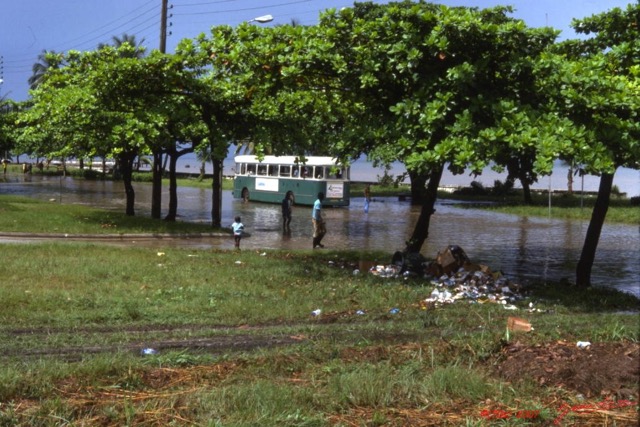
[232,155,350,207]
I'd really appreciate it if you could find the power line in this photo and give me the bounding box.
[2,0,389,99]
[3,0,159,66]
[173,0,312,17]
[179,0,238,6]
[59,0,158,50]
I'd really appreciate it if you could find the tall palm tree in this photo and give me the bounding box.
[98,34,146,58]
[28,50,62,90]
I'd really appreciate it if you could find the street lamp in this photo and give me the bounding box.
[248,14,273,24]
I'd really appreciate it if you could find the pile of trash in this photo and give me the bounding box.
[368,264,404,278]
[371,245,526,308]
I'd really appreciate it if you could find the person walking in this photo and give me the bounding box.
[231,216,244,249]
[312,192,326,248]
[282,191,294,231]
[364,184,371,213]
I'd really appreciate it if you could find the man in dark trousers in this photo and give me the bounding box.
[312,192,326,248]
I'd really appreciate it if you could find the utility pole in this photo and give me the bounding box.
[160,0,168,53]
[152,0,169,218]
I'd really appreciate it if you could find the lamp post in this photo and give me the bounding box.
[0,55,4,96]
[248,14,274,24]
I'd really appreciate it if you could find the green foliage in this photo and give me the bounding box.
[131,171,153,182]
[454,181,489,196]
[491,179,515,196]
[376,165,407,188]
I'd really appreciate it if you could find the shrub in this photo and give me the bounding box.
[132,172,153,182]
[454,181,488,196]
[491,179,514,196]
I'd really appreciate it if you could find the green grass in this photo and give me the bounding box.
[0,241,637,425]
[0,195,222,234]
[471,198,639,224]
[0,190,638,425]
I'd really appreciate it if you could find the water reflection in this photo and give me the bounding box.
[1,175,638,296]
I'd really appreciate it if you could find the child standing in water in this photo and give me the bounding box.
[231,216,244,249]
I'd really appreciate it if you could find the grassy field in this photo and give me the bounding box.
[0,242,638,426]
[0,195,221,235]
[0,177,638,425]
[0,193,638,425]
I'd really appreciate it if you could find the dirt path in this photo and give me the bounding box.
[3,319,638,402]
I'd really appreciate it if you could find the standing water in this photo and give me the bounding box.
[1,174,638,297]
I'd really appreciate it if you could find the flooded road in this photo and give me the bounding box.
[2,174,638,296]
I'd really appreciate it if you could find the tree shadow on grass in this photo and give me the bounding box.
[528,282,640,312]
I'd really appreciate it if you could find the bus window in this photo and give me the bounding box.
[257,164,268,176]
[302,166,312,178]
[315,167,325,179]
[240,163,246,175]
[247,164,256,175]
[268,165,278,176]
[292,166,299,177]
[280,165,291,177]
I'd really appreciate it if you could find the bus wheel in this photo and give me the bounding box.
[242,188,249,202]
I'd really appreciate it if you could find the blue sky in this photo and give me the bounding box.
[0,0,634,102]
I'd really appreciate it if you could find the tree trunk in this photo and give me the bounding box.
[575,172,614,288]
[199,161,206,181]
[151,151,163,219]
[567,166,574,194]
[118,152,136,216]
[520,175,533,204]
[405,164,444,253]
[165,152,179,221]
[408,170,428,205]
[211,157,223,228]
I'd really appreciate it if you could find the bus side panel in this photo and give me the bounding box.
[233,176,253,199]
[278,180,350,206]
[324,181,350,207]
[279,179,323,206]
[234,175,350,207]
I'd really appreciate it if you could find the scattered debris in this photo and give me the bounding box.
[324,246,525,311]
[369,264,402,278]
[507,316,533,332]
[429,245,470,276]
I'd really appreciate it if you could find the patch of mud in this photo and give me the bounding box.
[495,341,639,399]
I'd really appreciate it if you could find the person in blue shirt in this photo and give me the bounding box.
[231,216,244,249]
[312,192,326,248]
